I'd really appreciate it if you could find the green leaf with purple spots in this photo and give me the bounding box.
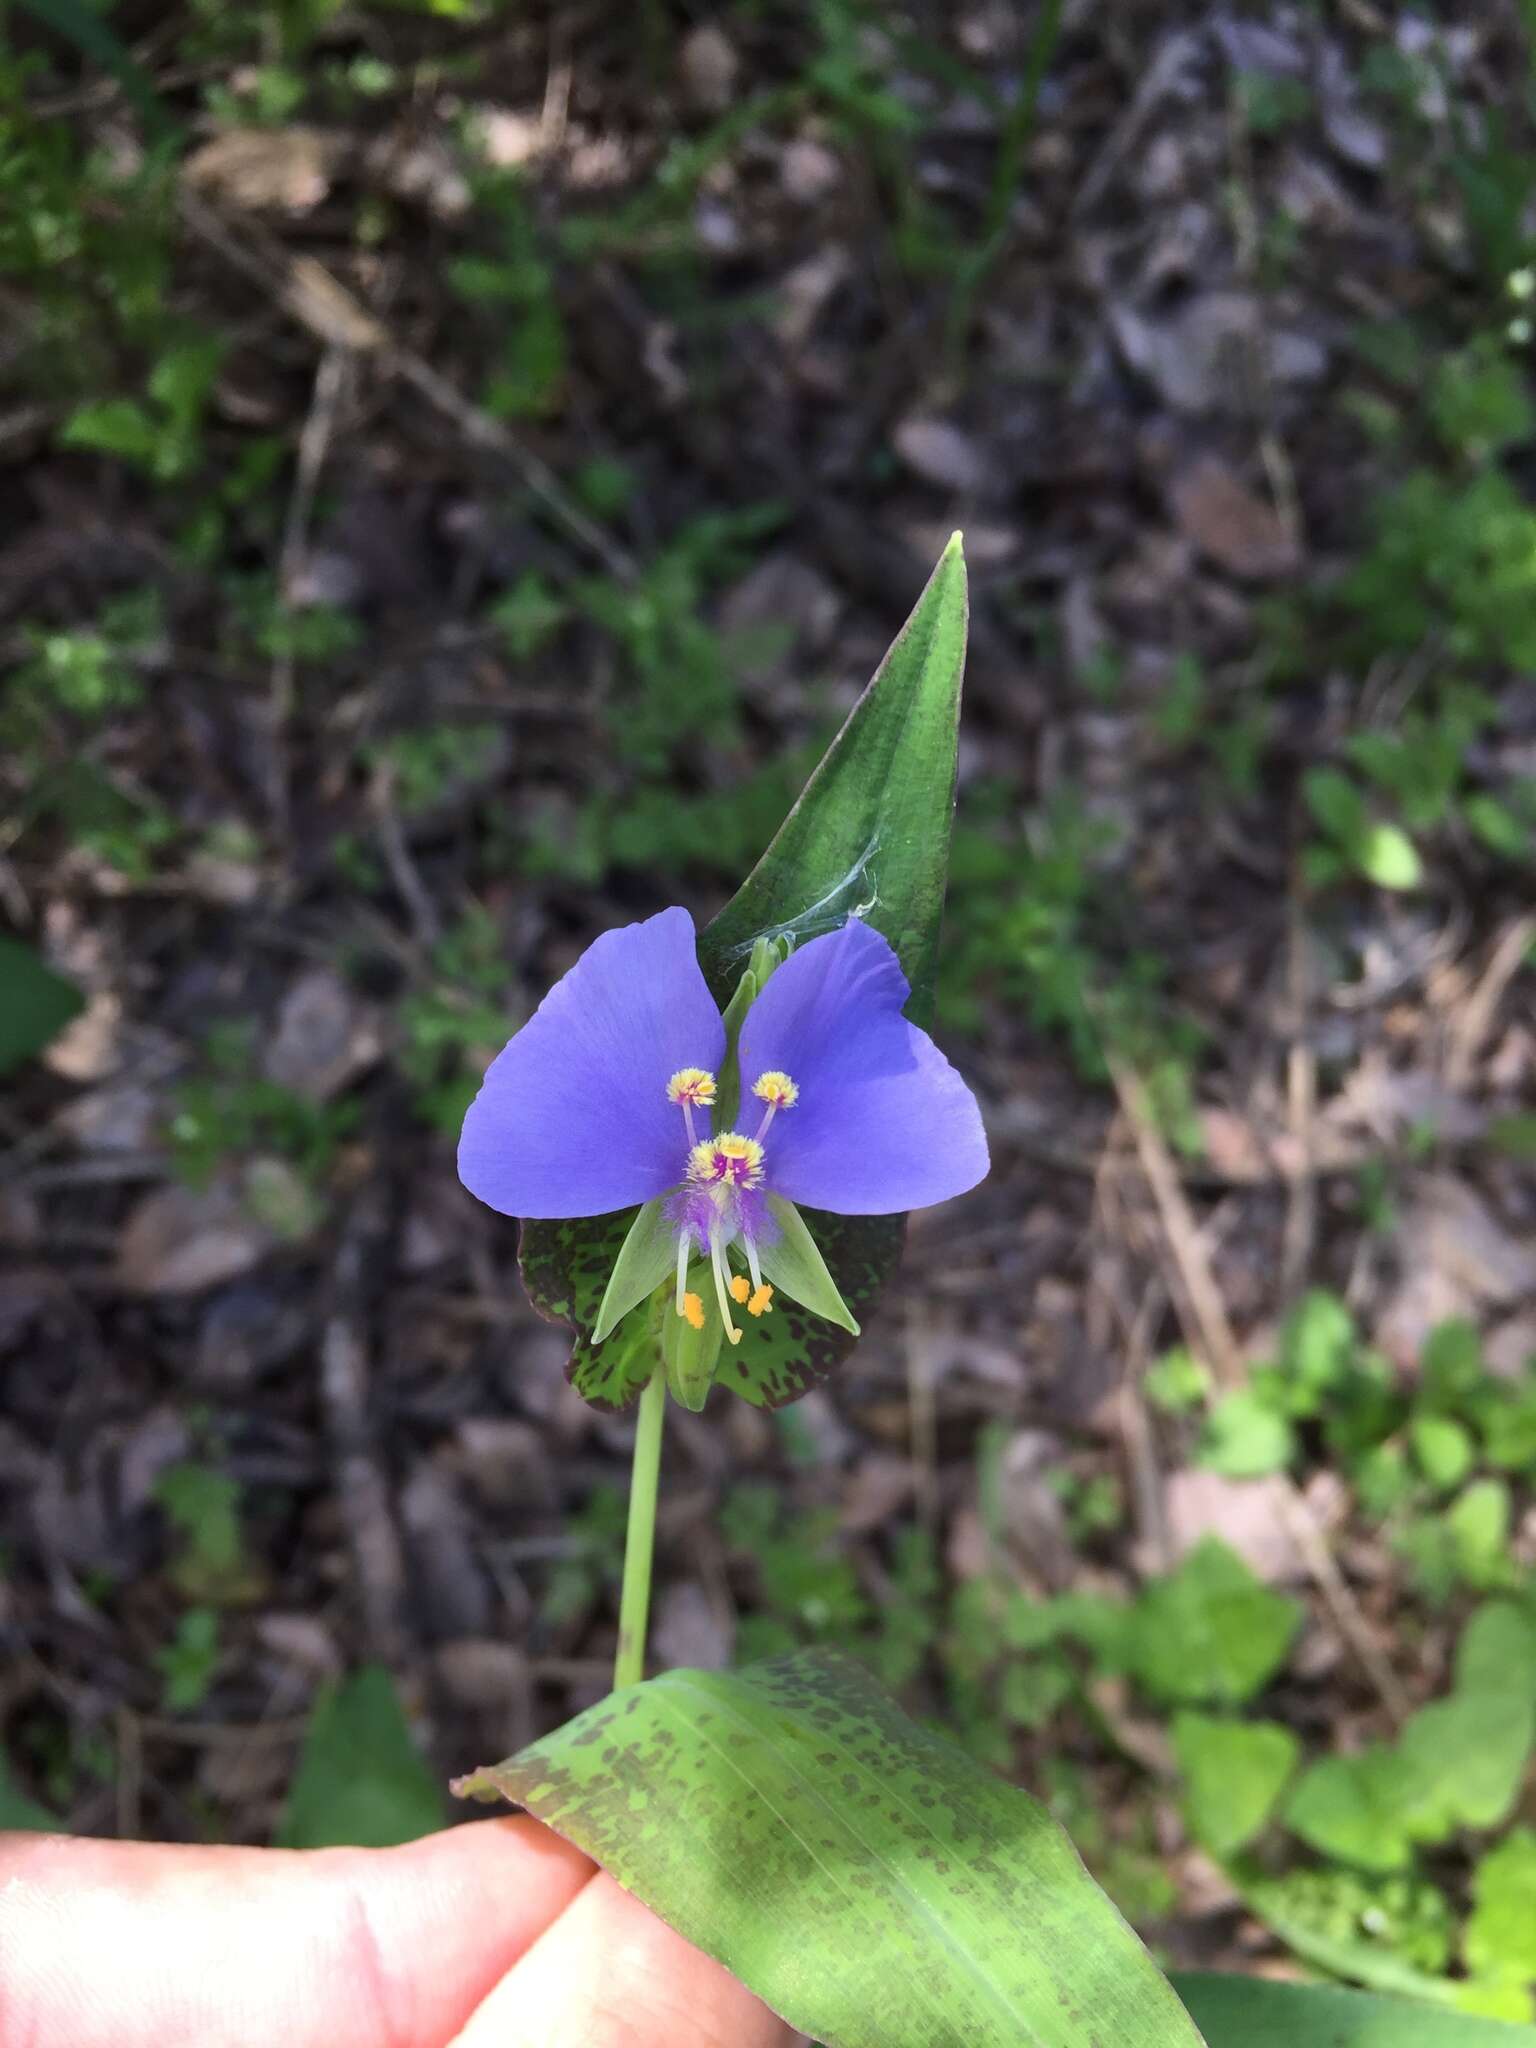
[452,1647,1205,2048]
[520,1209,657,1410]
[523,1206,895,1411]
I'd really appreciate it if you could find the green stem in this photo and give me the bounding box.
[612,1366,667,1691]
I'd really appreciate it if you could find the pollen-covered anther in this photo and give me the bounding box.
[752,1070,799,1109]
[729,1275,751,1304]
[687,1133,765,1189]
[681,1292,705,1330]
[667,1067,717,1107]
[747,1284,774,1317]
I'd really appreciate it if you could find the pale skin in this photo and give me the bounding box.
[0,1817,795,2048]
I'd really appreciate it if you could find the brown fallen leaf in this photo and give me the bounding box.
[116,1180,272,1295]
[265,968,380,1103]
[891,415,991,493]
[1160,1468,1306,1584]
[183,126,345,214]
[1168,456,1300,580]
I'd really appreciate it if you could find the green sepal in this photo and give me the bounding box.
[593,1196,676,1343]
[662,1265,724,1411]
[759,1197,860,1336]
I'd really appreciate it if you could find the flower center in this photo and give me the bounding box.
[665,1067,799,1346]
[688,1133,764,1189]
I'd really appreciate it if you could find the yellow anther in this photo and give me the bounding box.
[681,1292,705,1330]
[747,1284,774,1317]
[667,1067,717,1106]
[752,1070,799,1109]
[729,1274,751,1304]
[687,1132,765,1189]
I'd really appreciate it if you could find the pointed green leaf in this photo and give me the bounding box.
[759,1195,859,1334]
[278,1667,443,1848]
[594,1197,676,1343]
[694,537,969,1401]
[453,1647,1205,2048]
[699,533,968,1029]
[0,936,84,1078]
[1175,1975,1536,2046]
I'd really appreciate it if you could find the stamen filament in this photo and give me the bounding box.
[682,1102,698,1147]
[709,1233,742,1345]
[674,1232,691,1317]
[745,1237,764,1291]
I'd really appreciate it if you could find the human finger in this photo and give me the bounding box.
[449,1866,796,2048]
[0,1816,595,2048]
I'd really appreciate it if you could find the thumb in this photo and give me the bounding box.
[450,1865,796,2048]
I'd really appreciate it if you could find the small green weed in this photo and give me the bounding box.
[540,1484,628,1633]
[397,906,515,1134]
[170,1022,360,1191]
[155,1608,221,1711]
[153,1461,258,1605]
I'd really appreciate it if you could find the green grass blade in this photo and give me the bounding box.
[1175,1975,1536,2046]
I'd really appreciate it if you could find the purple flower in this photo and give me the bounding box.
[459,907,986,1346]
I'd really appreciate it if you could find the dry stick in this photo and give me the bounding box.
[1090,1143,1172,1574]
[1106,1055,1245,1390]
[1107,1056,1412,1725]
[1445,911,1536,1091]
[1279,864,1318,1305]
[322,1210,415,1674]
[269,346,350,832]
[369,760,442,949]
[115,1705,143,1839]
[177,190,636,585]
[905,1304,940,1538]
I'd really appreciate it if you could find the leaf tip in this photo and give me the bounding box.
[943,529,965,560]
[450,1766,514,1805]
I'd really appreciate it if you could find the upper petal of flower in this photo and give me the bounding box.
[737,919,988,1215]
[458,907,725,1219]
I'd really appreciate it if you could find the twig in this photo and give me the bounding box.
[269,347,349,833]
[136,1713,312,1745]
[1106,1055,1244,1389]
[178,189,636,583]
[321,1207,414,1672]
[905,1305,940,1537]
[369,762,442,949]
[1445,912,1536,1090]
[115,1706,143,1839]
[1280,864,1317,1303]
[1108,1058,1411,1722]
[1275,1486,1411,1726]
